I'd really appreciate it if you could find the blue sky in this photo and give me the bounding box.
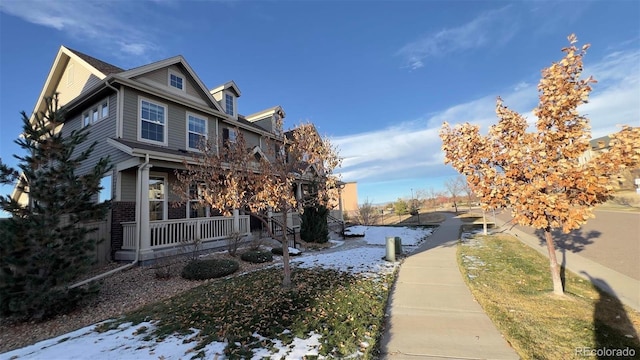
[1,0,639,206]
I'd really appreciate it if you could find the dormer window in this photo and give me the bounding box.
[168,70,184,91]
[225,94,234,116]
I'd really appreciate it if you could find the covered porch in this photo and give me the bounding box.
[116,212,252,262]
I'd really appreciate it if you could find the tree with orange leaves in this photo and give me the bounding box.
[440,34,640,295]
[174,119,341,288]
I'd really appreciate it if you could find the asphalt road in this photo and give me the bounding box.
[494,209,640,281]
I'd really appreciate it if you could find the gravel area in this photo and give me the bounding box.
[0,247,278,354]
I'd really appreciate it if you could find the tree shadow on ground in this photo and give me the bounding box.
[534,228,600,290]
[580,272,640,359]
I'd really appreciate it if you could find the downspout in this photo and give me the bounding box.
[69,154,151,289]
[104,79,122,138]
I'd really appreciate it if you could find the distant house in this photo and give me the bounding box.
[11,46,341,263]
[579,134,640,192]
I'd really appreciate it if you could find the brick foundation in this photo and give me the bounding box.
[111,201,136,257]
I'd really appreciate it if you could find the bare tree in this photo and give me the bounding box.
[459,176,476,210]
[356,198,379,225]
[175,120,341,288]
[444,176,465,214]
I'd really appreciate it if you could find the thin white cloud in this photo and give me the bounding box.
[395,6,518,70]
[336,47,640,185]
[0,1,160,62]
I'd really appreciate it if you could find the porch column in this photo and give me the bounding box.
[296,182,302,201]
[233,209,240,233]
[139,163,152,253]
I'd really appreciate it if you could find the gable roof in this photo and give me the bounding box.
[245,105,286,122]
[29,46,120,121]
[115,55,225,114]
[65,47,124,76]
[210,80,241,97]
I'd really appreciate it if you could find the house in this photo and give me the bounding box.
[579,135,640,192]
[11,46,341,263]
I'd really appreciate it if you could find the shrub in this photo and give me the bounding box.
[241,250,273,263]
[181,259,239,280]
[270,247,301,256]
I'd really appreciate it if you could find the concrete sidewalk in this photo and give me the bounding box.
[380,214,518,359]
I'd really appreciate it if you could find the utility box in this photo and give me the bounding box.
[394,236,402,255]
[386,237,395,262]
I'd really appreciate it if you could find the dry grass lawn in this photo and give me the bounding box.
[458,233,640,360]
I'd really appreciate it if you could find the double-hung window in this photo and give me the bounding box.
[139,98,167,145]
[225,94,234,116]
[187,113,207,150]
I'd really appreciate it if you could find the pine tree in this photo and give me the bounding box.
[0,94,111,320]
[300,205,329,243]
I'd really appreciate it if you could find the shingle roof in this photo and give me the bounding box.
[237,114,277,133]
[66,47,125,75]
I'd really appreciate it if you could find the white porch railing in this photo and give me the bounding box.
[271,212,301,228]
[121,215,250,251]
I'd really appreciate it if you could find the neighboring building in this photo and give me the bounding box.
[11,46,339,263]
[341,182,358,218]
[579,134,640,191]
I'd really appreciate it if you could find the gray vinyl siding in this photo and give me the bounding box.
[121,87,138,142]
[132,65,209,103]
[119,170,181,203]
[166,171,182,202]
[243,130,261,149]
[167,105,186,149]
[120,169,137,202]
[62,93,129,176]
[122,87,219,151]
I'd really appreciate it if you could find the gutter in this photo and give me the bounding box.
[69,154,151,289]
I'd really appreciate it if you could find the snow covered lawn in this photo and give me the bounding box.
[2,225,434,360]
[344,225,434,246]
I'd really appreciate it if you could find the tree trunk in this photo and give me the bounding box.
[544,227,564,295]
[281,212,291,288]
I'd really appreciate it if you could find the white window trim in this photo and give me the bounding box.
[149,173,168,221]
[186,112,208,151]
[224,92,236,117]
[138,96,168,146]
[168,69,186,92]
[82,97,109,128]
